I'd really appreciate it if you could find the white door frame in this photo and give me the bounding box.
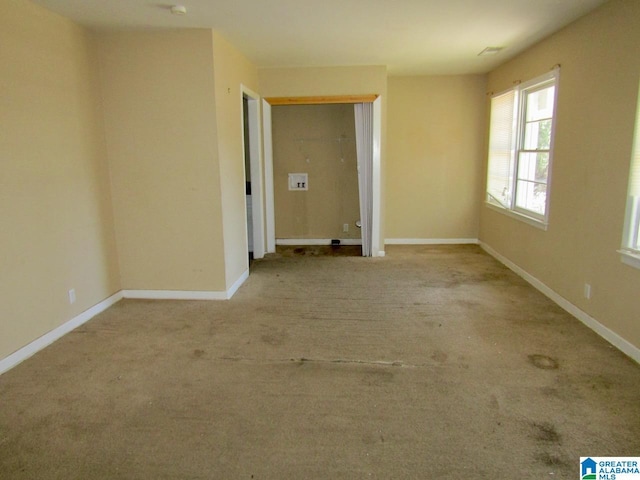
[262,99,276,253]
[241,85,265,259]
[371,96,382,257]
[262,96,383,257]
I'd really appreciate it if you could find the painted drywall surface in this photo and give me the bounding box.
[272,104,361,239]
[258,66,388,251]
[212,31,260,289]
[479,0,640,349]
[258,66,387,99]
[0,0,120,359]
[386,75,486,240]
[97,30,225,291]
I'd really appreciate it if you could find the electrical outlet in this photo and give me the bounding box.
[288,173,308,191]
[343,223,349,232]
[68,288,76,304]
[584,283,591,300]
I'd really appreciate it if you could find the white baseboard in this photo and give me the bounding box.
[0,271,252,375]
[385,238,479,245]
[480,241,640,364]
[227,269,249,299]
[0,291,124,375]
[122,289,227,300]
[122,270,249,301]
[276,238,363,246]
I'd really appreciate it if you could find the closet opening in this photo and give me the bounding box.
[262,95,382,257]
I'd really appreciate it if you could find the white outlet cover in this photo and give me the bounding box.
[288,173,308,191]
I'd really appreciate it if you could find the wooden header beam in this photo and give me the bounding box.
[264,94,378,106]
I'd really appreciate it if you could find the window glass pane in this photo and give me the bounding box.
[535,153,550,182]
[517,152,536,181]
[486,91,516,208]
[515,180,547,215]
[516,81,555,219]
[517,152,548,183]
[629,150,640,197]
[624,195,640,252]
[624,195,640,251]
[622,82,640,253]
[526,85,555,122]
[487,152,513,207]
[635,205,640,250]
[485,70,558,224]
[524,119,552,150]
[626,85,640,197]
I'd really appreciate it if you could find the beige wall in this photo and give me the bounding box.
[259,66,387,99]
[259,66,388,250]
[272,104,360,239]
[96,30,226,292]
[6,0,637,364]
[386,75,486,240]
[479,0,640,349]
[211,31,260,288]
[0,0,120,358]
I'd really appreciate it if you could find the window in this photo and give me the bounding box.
[486,69,559,227]
[620,83,640,269]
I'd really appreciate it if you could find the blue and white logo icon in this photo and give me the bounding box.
[580,457,640,480]
[581,458,597,479]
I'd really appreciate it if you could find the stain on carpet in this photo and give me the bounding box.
[531,421,561,444]
[535,451,571,468]
[528,354,559,370]
[430,350,448,363]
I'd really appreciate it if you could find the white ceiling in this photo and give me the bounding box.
[32,0,607,75]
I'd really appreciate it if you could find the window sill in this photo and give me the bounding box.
[618,249,640,270]
[485,202,548,231]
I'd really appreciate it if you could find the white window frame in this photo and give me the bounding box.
[619,82,640,270]
[485,69,560,229]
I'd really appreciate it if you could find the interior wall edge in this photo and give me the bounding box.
[0,291,124,376]
[226,269,249,299]
[0,268,253,375]
[122,290,228,301]
[122,270,249,300]
[480,241,640,364]
[385,238,479,245]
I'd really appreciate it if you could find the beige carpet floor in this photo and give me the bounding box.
[1,245,639,479]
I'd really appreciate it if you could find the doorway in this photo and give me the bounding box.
[262,95,383,257]
[241,86,265,261]
[270,103,361,251]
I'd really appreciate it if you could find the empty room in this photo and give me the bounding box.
[1,0,639,478]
